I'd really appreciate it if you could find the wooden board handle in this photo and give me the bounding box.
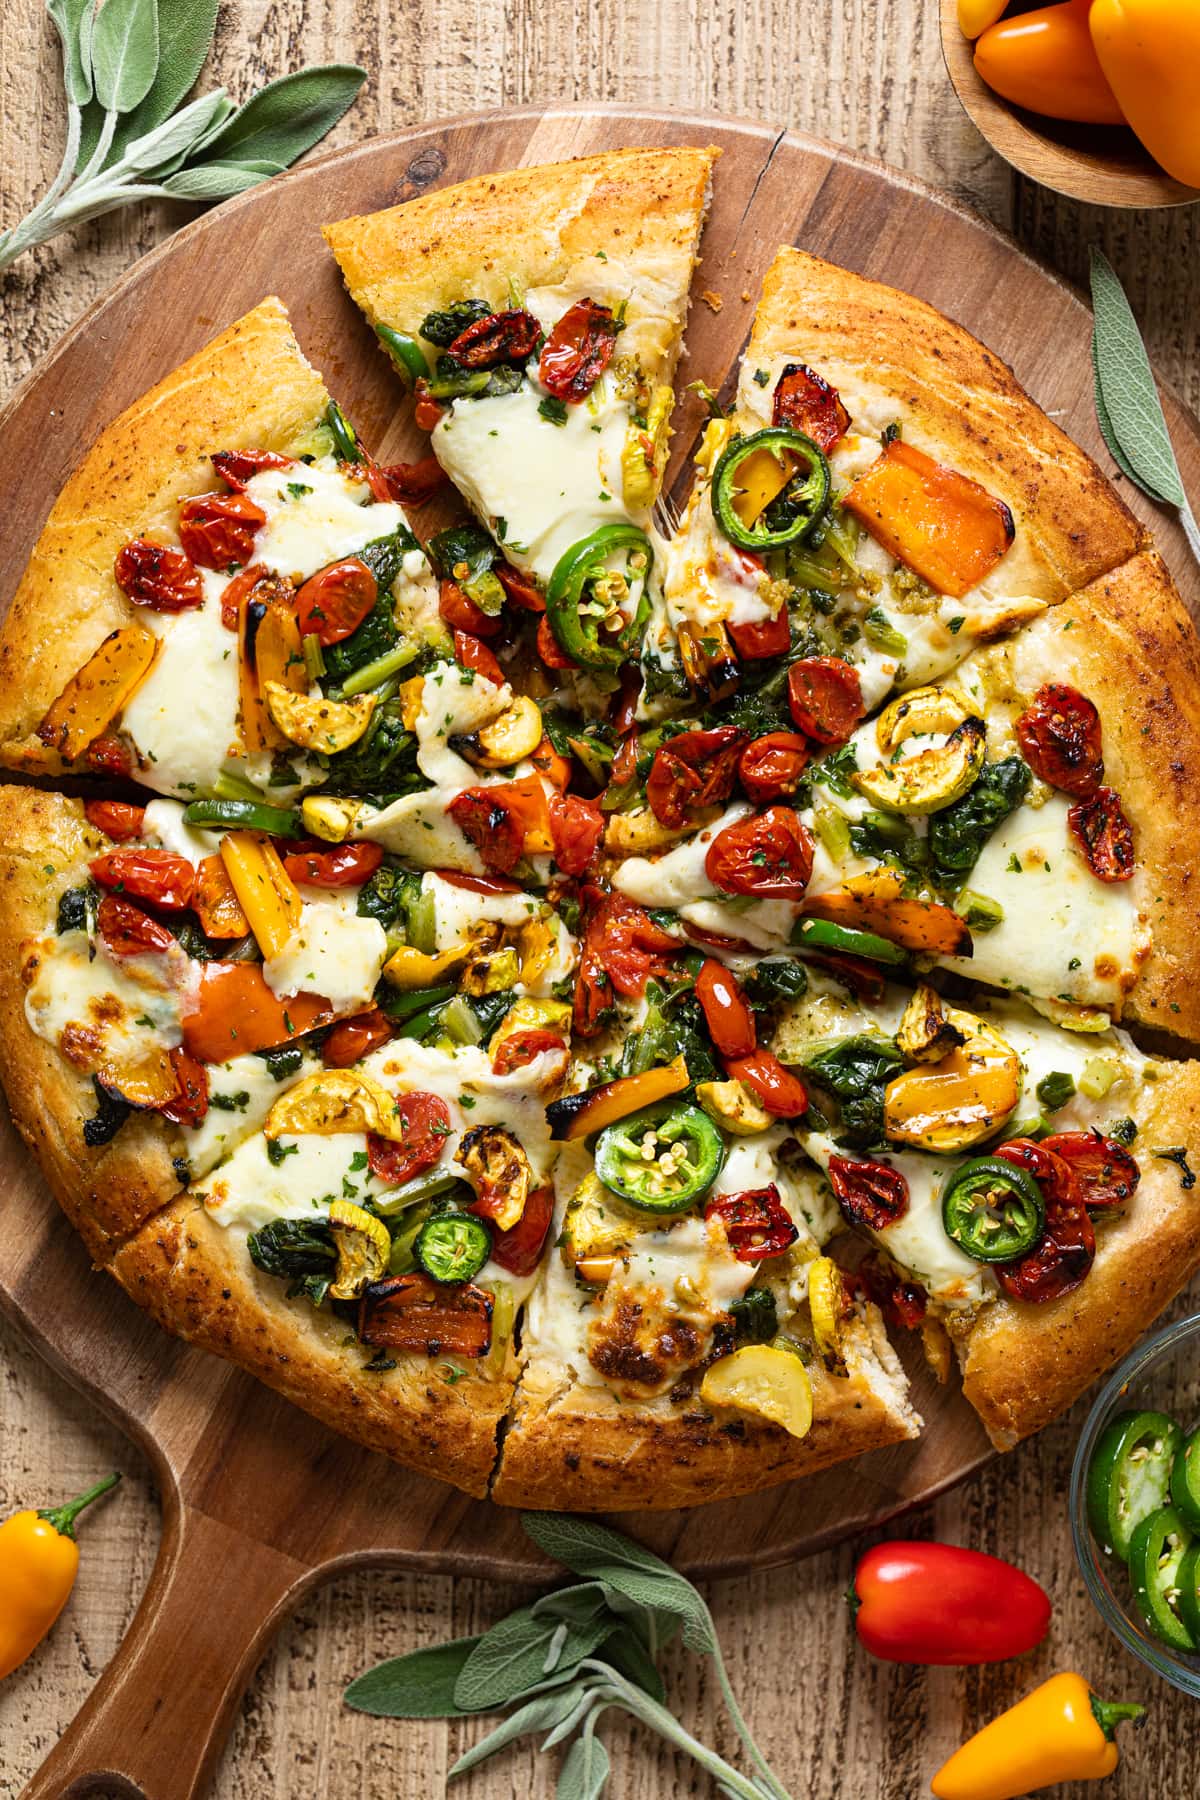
[21,1500,310,1800]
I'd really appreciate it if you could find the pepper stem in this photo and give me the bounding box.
[1090,1695,1146,1741]
[38,1471,122,1540]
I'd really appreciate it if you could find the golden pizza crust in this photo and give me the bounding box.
[0,298,330,775]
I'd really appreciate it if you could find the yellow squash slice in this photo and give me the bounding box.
[700,1345,814,1440]
[265,1069,408,1142]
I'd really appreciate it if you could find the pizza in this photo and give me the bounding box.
[0,145,1198,1510]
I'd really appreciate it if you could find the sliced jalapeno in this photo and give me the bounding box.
[183,798,304,836]
[941,1156,1045,1263]
[594,1101,725,1213]
[375,324,429,387]
[546,525,653,670]
[1129,1503,1196,1651]
[414,1212,492,1284]
[1176,1540,1200,1643]
[1087,1408,1183,1560]
[711,427,831,552]
[1171,1425,1200,1531]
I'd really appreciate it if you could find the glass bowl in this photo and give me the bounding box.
[1070,1312,1200,1696]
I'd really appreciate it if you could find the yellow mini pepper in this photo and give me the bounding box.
[1089,0,1200,188]
[0,1472,121,1680]
[931,1672,1144,1800]
[957,0,1008,38]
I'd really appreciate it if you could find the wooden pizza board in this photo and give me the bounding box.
[1,104,1197,1800]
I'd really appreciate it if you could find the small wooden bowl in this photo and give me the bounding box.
[939,0,1200,209]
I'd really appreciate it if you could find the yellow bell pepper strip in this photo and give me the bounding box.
[0,1472,121,1679]
[219,831,302,959]
[973,0,1126,126]
[1090,0,1200,187]
[931,1672,1144,1800]
[545,1055,690,1141]
[958,0,1008,37]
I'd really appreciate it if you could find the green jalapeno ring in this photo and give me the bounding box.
[375,324,429,387]
[1128,1504,1197,1652]
[546,525,654,671]
[941,1156,1045,1263]
[414,1212,492,1284]
[1088,1408,1183,1561]
[594,1101,725,1213]
[711,427,831,553]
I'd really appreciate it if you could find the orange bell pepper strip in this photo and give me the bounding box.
[1090,0,1200,188]
[192,854,251,939]
[843,439,1015,598]
[931,1671,1144,1800]
[973,0,1126,127]
[35,625,158,762]
[804,868,972,956]
[546,1055,690,1141]
[181,962,333,1063]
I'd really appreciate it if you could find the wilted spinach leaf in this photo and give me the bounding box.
[928,756,1031,890]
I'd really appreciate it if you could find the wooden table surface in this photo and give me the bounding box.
[2,3,1198,1795]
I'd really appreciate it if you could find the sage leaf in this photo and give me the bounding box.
[556,1726,611,1800]
[1090,247,1187,508]
[448,1683,590,1779]
[90,0,160,113]
[47,0,95,106]
[107,87,231,181]
[454,1597,613,1713]
[521,1513,717,1655]
[160,159,283,199]
[343,1633,482,1718]
[599,1624,666,1702]
[124,0,220,136]
[193,63,365,169]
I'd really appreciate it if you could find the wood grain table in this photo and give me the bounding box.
[1,3,1197,1796]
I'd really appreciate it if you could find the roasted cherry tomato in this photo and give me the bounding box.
[490,1182,555,1277]
[724,1047,809,1117]
[435,869,523,895]
[738,731,810,804]
[1041,1130,1141,1208]
[96,894,176,958]
[210,448,292,490]
[646,727,747,829]
[548,791,605,876]
[321,1007,395,1068]
[695,958,757,1058]
[1069,786,1135,882]
[218,562,267,631]
[453,629,505,686]
[727,604,789,661]
[84,800,146,841]
[358,1272,492,1357]
[536,612,578,669]
[89,848,195,912]
[1015,682,1103,798]
[495,563,545,612]
[158,1046,209,1128]
[852,1255,928,1330]
[84,731,134,777]
[177,491,266,570]
[294,557,378,646]
[281,840,384,888]
[538,298,620,401]
[851,1541,1051,1665]
[114,539,202,612]
[829,1155,910,1230]
[448,308,541,368]
[609,664,642,738]
[440,576,503,639]
[448,788,525,873]
[366,1092,452,1186]
[372,454,447,505]
[992,1137,1095,1304]
[583,888,679,999]
[492,1030,568,1075]
[705,804,814,898]
[787,656,865,745]
[706,1184,799,1261]
[413,380,446,432]
[772,363,851,452]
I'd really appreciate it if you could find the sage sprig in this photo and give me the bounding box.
[0,0,365,274]
[1089,247,1200,568]
[345,1512,797,1800]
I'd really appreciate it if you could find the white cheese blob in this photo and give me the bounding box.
[141,799,222,867]
[356,790,484,872]
[613,803,750,910]
[659,484,773,633]
[244,462,407,582]
[23,928,183,1062]
[413,661,511,787]
[182,1049,314,1177]
[264,903,387,1012]
[202,1130,388,1233]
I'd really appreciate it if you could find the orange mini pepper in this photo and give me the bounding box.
[957,0,1008,38]
[974,0,1126,125]
[931,1671,1144,1800]
[0,1473,121,1680]
[1089,0,1200,187]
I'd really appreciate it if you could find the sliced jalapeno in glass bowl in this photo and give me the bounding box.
[546,525,653,670]
[594,1101,725,1213]
[414,1212,492,1284]
[1129,1505,1196,1653]
[1087,1409,1182,1559]
[711,427,831,553]
[941,1156,1045,1263]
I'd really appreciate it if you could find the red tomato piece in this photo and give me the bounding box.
[548,792,605,877]
[1015,683,1103,798]
[366,1092,453,1186]
[608,664,643,738]
[96,894,176,958]
[489,1183,555,1277]
[992,1137,1095,1304]
[681,922,759,955]
[281,840,384,888]
[828,1154,910,1229]
[448,309,541,368]
[491,1030,568,1076]
[440,577,503,639]
[84,800,146,841]
[771,362,851,452]
[294,557,377,646]
[84,731,134,777]
[159,1047,209,1128]
[851,1256,928,1331]
[1069,786,1135,882]
[372,454,447,505]
[178,492,266,570]
[321,1007,395,1069]
[536,613,578,669]
[211,449,292,491]
[646,727,747,830]
[538,299,620,401]
[706,1184,799,1262]
[727,605,789,660]
[787,656,866,745]
[737,731,810,804]
[413,380,446,432]
[705,804,814,899]
[695,958,757,1058]
[90,849,195,912]
[495,563,545,612]
[358,1273,492,1357]
[724,1048,808,1117]
[114,539,203,612]
[1041,1131,1140,1209]
[218,562,266,632]
[453,629,505,686]
[448,789,525,873]
[584,888,679,1000]
[435,869,523,895]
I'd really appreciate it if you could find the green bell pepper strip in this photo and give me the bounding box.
[325,400,361,463]
[711,427,831,553]
[370,1168,462,1219]
[594,1101,725,1213]
[546,525,654,670]
[1087,1408,1183,1560]
[183,798,304,836]
[414,1213,492,1284]
[375,983,456,1024]
[1129,1503,1196,1651]
[940,1156,1045,1263]
[340,638,423,698]
[1170,1425,1200,1531]
[791,916,909,966]
[375,324,429,386]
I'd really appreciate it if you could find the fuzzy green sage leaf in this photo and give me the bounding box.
[90,0,159,114]
[343,1634,481,1718]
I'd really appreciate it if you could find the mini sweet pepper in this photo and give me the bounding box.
[0,1472,121,1680]
[1089,0,1200,187]
[974,0,1125,125]
[931,1671,1145,1800]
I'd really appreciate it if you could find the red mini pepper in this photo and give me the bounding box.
[851,1541,1051,1665]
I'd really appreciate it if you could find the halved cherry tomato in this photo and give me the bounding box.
[448,788,525,873]
[532,735,571,791]
[492,1030,568,1075]
[738,731,810,804]
[84,732,134,777]
[537,612,578,669]
[706,1185,799,1261]
[681,922,759,955]
[992,1137,1095,1304]
[646,727,747,829]
[788,656,865,745]
[96,894,176,958]
[538,299,619,401]
[1041,1131,1140,1209]
[448,309,541,368]
[583,888,679,999]
[727,604,789,660]
[771,363,851,452]
[211,448,292,491]
[90,849,195,911]
[723,1048,808,1117]
[490,1182,555,1277]
[489,777,552,853]
[181,963,333,1062]
[321,1006,395,1068]
[609,665,642,738]
[548,791,604,876]
[828,1155,910,1229]
[294,557,377,646]
[413,379,446,432]
[281,840,384,888]
[358,1272,492,1357]
[453,629,504,686]
[436,869,523,895]
[1069,786,1134,882]
[372,454,447,505]
[159,1046,209,1128]
[850,1255,928,1330]
[192,855,250,939]
[440,576,503,639]
[178,492,266,570]
[114,540,202,612]
[496,563,545,613]
[695,959,756,1058]
[367,1092,452,1185]
[84,800,146,841]
[1015,683,1103,798]
[219,562,268,631]
[705,805,814,899]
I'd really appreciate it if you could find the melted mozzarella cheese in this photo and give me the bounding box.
[201,1130,389,1233]
[244,462,407,581]
[424,871,541,946]
[414,661,511,787]
[356,791,484,872]
[182,1049,313,1178]
[714,1128,840,1245]
[622,1216,755,1310]
[24,928,183,1061]
[264,903,386,1012]
[659,485,773,632]
[120,590,243,799]
[142,800,222,867]
[613,803,750,909]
